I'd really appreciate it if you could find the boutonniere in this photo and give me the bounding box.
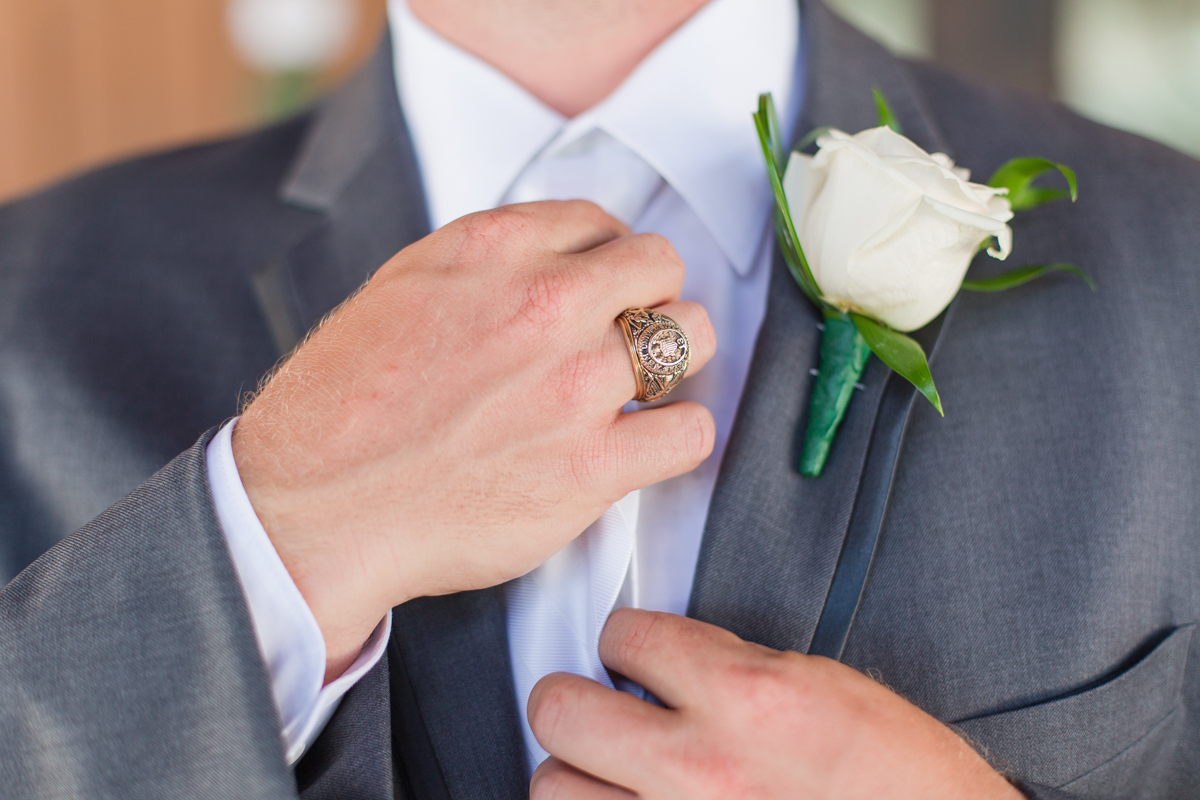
[754,91,1094,478]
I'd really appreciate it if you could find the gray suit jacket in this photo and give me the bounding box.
[1,2,1197,798]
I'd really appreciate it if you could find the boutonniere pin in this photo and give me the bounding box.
[754,91,1094,478]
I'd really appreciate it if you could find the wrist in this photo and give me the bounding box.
[232,415,395,683]
[282,545,389,682]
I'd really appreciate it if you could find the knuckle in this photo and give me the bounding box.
[646,233,686,279]
[722,658,797,718]
[562,198,608,224]
[557,200,626,253]
[610,233,682,277]
[457,207,529,252]
[639,232,681,264]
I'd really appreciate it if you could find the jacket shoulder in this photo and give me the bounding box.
[907,60,1200,197]
[0,113,316,278]
[0,115,325,579]
[906,59,1200,301]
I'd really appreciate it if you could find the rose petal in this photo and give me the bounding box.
[846,197,988,331]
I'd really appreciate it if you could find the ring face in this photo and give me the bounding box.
[641,323,690,374]
[617,308,691,402]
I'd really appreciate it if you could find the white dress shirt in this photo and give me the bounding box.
[206,0,802,771]
[206,421,392,764]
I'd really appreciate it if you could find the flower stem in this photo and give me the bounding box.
[800,314,872,478]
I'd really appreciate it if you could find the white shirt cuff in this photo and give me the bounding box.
[205,418,392,765]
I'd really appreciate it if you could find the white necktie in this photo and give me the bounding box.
[502,129,665,773]
[505,128,666,227]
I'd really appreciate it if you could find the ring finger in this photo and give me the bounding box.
[602,300,717,406]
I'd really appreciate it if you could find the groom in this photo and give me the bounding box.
[1,0,1198,798]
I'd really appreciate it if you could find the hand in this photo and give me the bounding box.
[233,202,717,679]
[528,609,1023,800]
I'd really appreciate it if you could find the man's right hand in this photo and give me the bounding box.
[233,200,716,679]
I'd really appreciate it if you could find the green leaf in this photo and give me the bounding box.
[962,263,1096,293]
[758,93,787,174]
[754,93,823,305]
[850,313,943,416]
[988,157,1078,211]
[1019,187,1071,207]
[775,221,821,306]
[794,126,834,153]
[873,88,902,134]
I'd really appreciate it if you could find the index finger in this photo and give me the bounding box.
[598,609,761,709]
[504,199,631,254]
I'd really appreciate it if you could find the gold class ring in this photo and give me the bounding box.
[616,308,691,402]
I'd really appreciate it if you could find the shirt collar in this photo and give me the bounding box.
[389,0,801,276]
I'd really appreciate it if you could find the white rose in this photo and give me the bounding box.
[782,127,1014,332]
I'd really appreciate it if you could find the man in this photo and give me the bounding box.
[0,0,1196,797]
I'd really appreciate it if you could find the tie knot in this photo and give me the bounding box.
[504,129,665,227]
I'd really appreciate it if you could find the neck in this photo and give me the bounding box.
[406,0,712,117]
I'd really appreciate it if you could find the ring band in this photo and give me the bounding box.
[616,308,691,402]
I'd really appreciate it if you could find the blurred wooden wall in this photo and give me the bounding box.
[1,0,1067,205]
[0,0,387,203]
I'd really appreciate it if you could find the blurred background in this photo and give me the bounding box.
[2,0,1199,203]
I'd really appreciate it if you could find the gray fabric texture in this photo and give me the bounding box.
[0,0,1198,797]
[294,655,395,799]
[689,4,1200,797]
[0,433,295,798]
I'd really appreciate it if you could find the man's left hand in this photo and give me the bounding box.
[527,609,1022,800]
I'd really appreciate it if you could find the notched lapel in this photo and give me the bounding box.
[252,33,432,357]
[689,253,889,652]
[391,591,528,800]
[689,0,955,657]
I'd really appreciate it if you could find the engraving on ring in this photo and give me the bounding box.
[640,324,689,375]
[617,308,691,403]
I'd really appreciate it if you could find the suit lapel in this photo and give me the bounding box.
[263,32,527,800]
[255,36,432,355]
[390,592,528,800]
[688,0,954,658]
